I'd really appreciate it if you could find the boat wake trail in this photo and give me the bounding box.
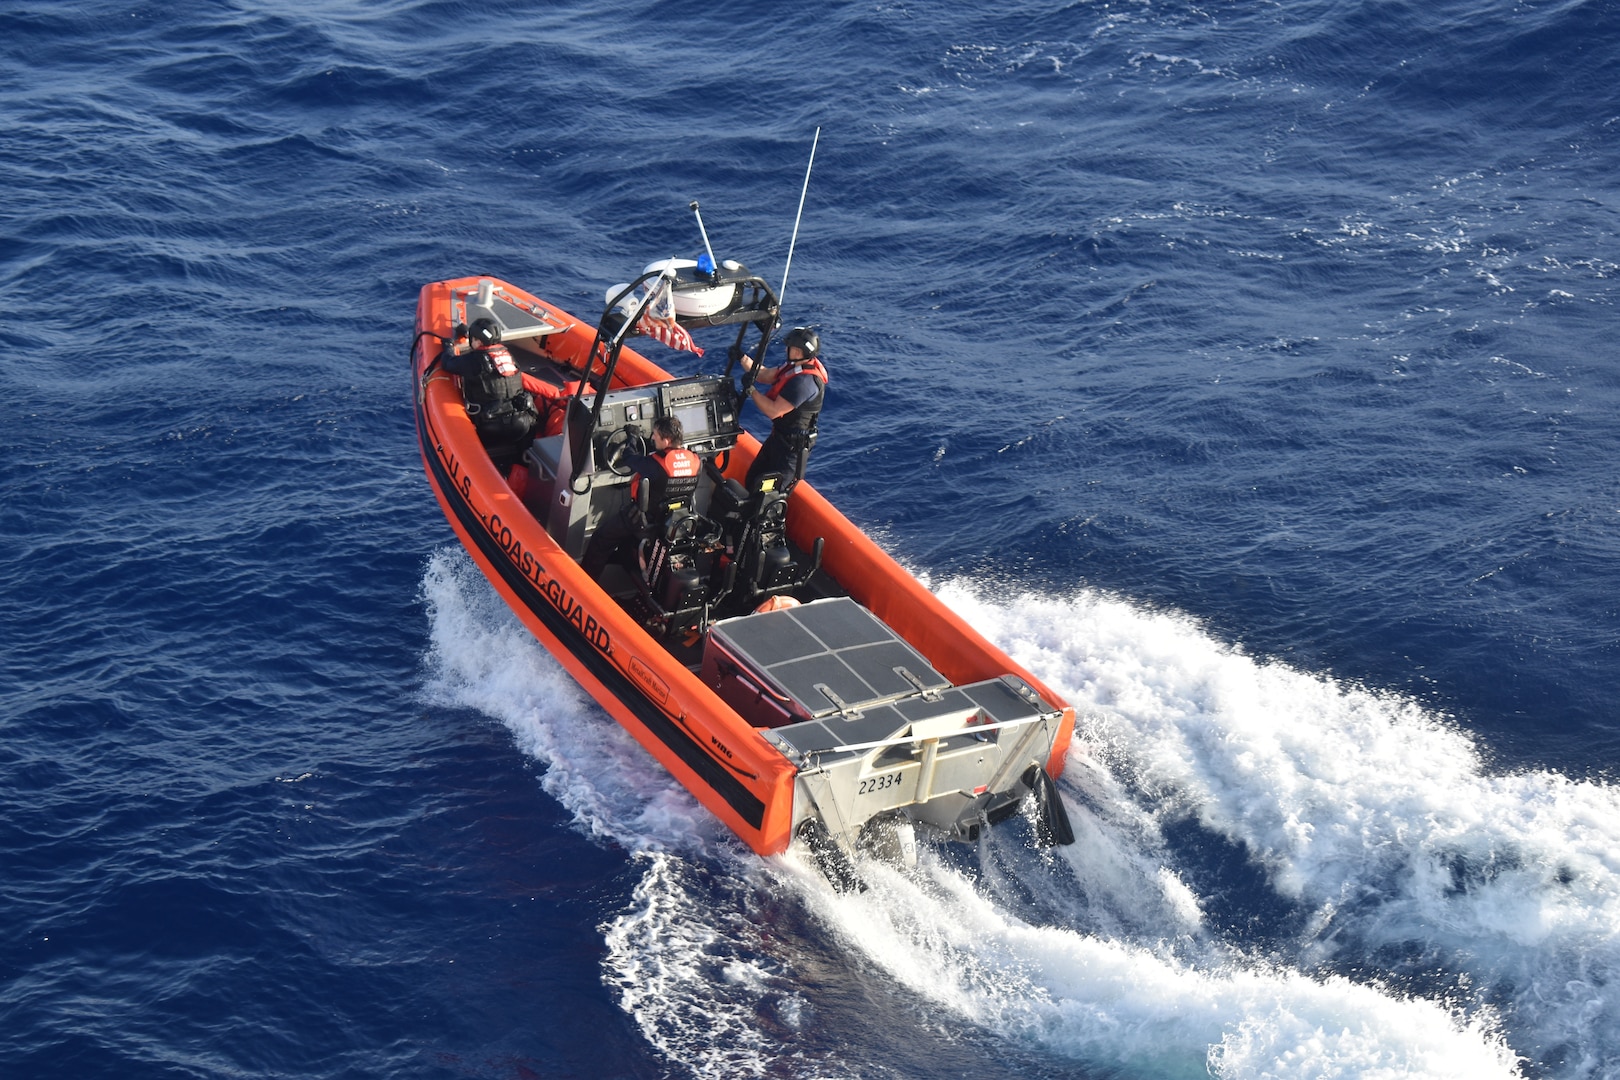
[419,549,1613,1078]
[940,581,1618,1079]
[419,549,729,857]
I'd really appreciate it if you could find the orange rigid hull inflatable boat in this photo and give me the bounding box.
[413,265,1075,882]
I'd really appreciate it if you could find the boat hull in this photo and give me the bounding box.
[413,277,1074,859]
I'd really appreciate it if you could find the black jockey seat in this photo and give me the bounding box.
[710,470,824,608]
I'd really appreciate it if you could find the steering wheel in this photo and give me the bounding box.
[603,426,647,476]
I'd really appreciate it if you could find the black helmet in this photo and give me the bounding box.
[468,317,502,346]
[783,326,820,359]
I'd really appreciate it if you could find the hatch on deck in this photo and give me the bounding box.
[701,597,952,729]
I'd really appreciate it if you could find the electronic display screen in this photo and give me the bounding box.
[673,402,709,439]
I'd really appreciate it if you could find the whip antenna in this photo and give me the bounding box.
[689,200,718,274]
[777,126,820,311]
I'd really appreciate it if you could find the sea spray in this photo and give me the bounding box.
[601,853,823,1078]
[935,578,1615,1075]
[803,852,1516,1079]
[419,548,724,855]
[420,552,1531,1077]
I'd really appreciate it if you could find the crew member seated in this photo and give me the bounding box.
[582,415,701,581]
[440,317,561,470]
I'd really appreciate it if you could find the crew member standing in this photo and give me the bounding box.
[738,326,828,492]
[439,318,558,470]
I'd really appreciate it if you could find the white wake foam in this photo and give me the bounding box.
[417,549,1620,1077]
[419,549,728,857]
[802,852,1514,1080]
[936,580,1618,1078]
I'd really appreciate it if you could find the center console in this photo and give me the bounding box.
[593,375,741,456]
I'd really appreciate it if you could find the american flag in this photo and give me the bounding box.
[634,278,703,355]
[636,312,704,356]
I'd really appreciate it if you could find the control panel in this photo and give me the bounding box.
[596,375,741,456]
[660,375,741,454]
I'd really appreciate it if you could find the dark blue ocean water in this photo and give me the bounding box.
[4,1,1618,1077]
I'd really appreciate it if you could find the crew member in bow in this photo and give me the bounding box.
[738,326,828,492]
[582,415,701,580]
[439,317,561,471]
